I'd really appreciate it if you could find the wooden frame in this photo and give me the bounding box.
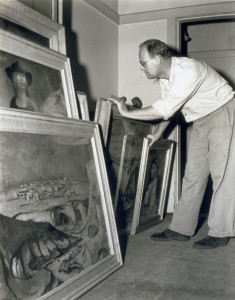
[0,0,66,54]
[76,91,90,121]
[0,29,78,118]
[94,98,112,146]
[131,138,174,235]
[50,0,63,24]
[0,108,122,300]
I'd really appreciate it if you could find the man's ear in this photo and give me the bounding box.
[154,56,161,65]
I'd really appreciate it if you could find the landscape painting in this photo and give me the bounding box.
[0,110,122,300]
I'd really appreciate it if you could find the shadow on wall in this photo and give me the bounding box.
[63,0,93,113]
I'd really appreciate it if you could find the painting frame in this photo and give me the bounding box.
[131,138,174,235]
[76,90,90,121]
[0,29,78,118]
[0,0,66,54]
[113,135,145,235]
[94,98,112,146]
[0,107,122,300]
[105,114,159,234]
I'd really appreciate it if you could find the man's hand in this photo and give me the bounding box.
[146,120,170,147]
[107,95,128,116]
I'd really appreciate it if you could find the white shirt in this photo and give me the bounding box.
[152,57,235,122]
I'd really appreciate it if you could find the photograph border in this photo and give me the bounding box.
[0,0,66,54]
[131,138,174,235]
[0,29,78,118]
[0,107,122,300]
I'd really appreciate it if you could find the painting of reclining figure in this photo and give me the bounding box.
[0,111,122,300]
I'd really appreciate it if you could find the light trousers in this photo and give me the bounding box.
[169,98,235,237]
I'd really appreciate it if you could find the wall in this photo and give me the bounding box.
[118,0,235,14]
[118,20,167,107]
[63,0,118,111]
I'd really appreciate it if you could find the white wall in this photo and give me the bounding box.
[64,0,118,111]
[118,19,167,107]
[118,0,235,14]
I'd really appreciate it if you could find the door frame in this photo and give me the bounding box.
[173,12,235,205]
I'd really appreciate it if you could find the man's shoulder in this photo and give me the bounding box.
[173,56,206,74]
[174,56,201,65]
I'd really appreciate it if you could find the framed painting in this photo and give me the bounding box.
[94,98,112,146]
[106,114,156,205]
[0,0,66,54]
[0,108,122,300]
[0,29,78,118]
[113,135,145,235]
[131,138,174,235]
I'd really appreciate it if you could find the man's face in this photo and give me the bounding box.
[139,45,160,79]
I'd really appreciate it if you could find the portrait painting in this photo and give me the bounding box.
[0,109,122,300]
[0,29,78,118]
[131,138,174,235]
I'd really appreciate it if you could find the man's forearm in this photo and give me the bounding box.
[152,120,170,134]
[121,106,164,121]
[107,96,165,121]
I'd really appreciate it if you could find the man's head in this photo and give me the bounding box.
[140,40,172,60]
[139,39,172,79]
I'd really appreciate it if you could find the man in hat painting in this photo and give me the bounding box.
[5,62,39,112]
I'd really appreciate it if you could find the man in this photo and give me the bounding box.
[108,39,235,249]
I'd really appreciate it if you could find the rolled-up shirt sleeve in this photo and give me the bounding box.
[152,99,168,120]
[152,60,206,120]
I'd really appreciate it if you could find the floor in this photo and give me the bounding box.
[80,214,235,300]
